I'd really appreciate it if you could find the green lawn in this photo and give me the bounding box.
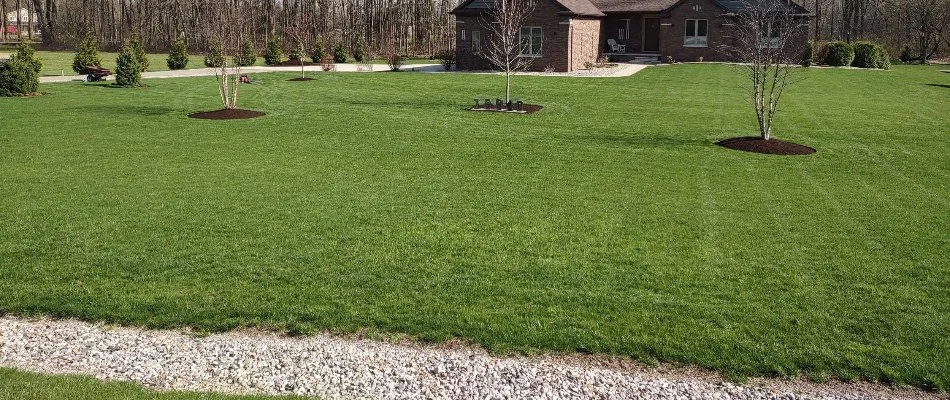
[0,47,436,76]
[0,65,948,390]
[0,368,306,400]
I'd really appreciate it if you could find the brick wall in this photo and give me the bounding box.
[454,0,576,72]
[659,0,730,62]
[568,18,602,71]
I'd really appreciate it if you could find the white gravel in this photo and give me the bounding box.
[0,316,938,400]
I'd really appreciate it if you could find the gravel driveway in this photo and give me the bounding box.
[0,317,939,400]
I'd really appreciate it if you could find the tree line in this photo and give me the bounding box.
[803,0,950,61]
[1,0,460,57]
[2,0,948,61]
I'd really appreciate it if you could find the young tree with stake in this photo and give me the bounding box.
[480,0,536,103]
[205,0,245,110]
[721,0,807,141]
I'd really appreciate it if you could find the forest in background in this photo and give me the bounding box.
[1,0,948,60]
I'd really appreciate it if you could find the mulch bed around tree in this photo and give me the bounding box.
[716,137,816,155]
[287,77,316,81]
[274,60,316,67]
[188,109,266,120]
[468,104,543,115]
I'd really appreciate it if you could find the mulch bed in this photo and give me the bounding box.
[468,104,543,115]
[188,109,266,120]
[274,60,316,67]
[287,77,316,81]
[716,137,816,155]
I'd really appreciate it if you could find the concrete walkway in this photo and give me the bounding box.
[39,63,444,84]
[39,62,651,84]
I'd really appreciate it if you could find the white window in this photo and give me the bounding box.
[520,26,543,57]
[684,19,708,47]
[461,29,466,41]
[472,30,481,53]
[618,19,630,41]
[759,21,780,48]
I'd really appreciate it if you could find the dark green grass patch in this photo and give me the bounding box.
[0,65,948,390]
[0,368,308,400]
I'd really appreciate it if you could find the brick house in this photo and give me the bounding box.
[451,0,811,72]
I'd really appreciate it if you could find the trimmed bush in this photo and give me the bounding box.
[72,33,102,74]
[310,42,326,63]
[166,36,190,70]
[353,37,367,62]
[0,54,40,96]
[129,36,149,72]
[114,41,143,87]
[289,41,304,62]
[824,41,854,67]
[333,42,348,63]
[852,41,890,70]
[204,39,224,68]
[801,41,814,67]
[436,48,455,71]
[386,52,405,72]
[235,36,257,67]
[899,46,913,63]
[15,38,42,74]
[264,35,283,66]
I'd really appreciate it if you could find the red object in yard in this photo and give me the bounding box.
[4,26,16,34]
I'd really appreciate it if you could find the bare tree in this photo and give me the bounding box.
[480,0,535,103]
[899,0,950,63]
[722,0,807,141]
[206,0,245,110]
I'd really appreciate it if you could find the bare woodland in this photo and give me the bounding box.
[0,0,947,61]
[0,0,459,58]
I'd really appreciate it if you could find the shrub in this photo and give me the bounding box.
[899,46,913,63]
[0,54,39,96]
[166,36,190,70]
[15,38,42,74]
[72,33,102,74]
[114,40,143,87]
[289,41,304,62]
[852,41,890,69]
[204,39,224,68]
[386,52,405,72]
[812,41,829,65]
[310,42,326,63]
[801,41,814,67]
[435,49,455,71]
[824,41,854,67]
[333,42,348,63]
[129,35,149,72]
[353,37,366,62]
[264,35,283,66]
[235,36,257,67]
[320,54,335,71]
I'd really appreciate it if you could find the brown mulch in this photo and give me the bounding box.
[716,137,816,155]
[287,77,316,81]
[468,104,543,115]
[274,60,316,67]
[188,109,266,120]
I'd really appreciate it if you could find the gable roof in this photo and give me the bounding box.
[586,0,678,12]
[585,0,809,14]
[451,0,606,17]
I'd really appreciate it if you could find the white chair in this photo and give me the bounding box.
[608,39,626,53]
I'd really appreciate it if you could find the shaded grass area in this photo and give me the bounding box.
[0,368,307,400]
[0,65,948,390]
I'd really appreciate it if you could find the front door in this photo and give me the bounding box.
[643,17,660,52]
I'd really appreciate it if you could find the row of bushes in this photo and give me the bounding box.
[802,40,891,70]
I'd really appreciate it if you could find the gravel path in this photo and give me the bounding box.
[0,317,939,400]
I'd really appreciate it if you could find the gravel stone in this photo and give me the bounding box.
[0,317,939,400]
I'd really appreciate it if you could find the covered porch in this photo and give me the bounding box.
[600,13,663,56]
